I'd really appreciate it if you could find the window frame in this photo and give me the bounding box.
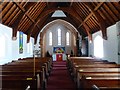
[49,32,52,46]
[66,32,70,46]
[58,28,61,45]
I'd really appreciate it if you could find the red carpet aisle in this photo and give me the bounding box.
[46,61,76,90]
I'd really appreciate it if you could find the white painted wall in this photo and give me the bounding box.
[0,24,12,64]
[45,24,76,55]
[89,21,119,63]
[116,21,120,63]
[0,24,34,65]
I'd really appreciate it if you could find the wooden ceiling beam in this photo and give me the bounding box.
[84,2,108,40]
[78,13,93,28]
[79,2,103,28]
[82,22,92,41]
[15,2,40,29]
[26,2,47,39]
[28,7,83,38]
[72,4,92,41]
[13,2,25,12]
[13,2,41,35]
[12,2,36,39]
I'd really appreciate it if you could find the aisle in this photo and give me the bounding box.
[46,61,76,90]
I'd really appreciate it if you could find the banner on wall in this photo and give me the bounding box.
[53,47,65,53]
[19,31,23,54]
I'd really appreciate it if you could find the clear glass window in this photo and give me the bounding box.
[58,28,61,45]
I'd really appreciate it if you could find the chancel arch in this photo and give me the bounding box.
[40,19,80,57]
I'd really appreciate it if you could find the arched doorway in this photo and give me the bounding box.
[94,35,104,58]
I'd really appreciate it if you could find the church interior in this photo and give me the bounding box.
[0,0,120,90]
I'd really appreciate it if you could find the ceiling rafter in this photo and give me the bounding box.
[29,3,41,19]
[14,2,25,12]
[32,2,46,21]
[27,7,83,39]
[26,2,47,39]
[73,3,84,20]
[76,2,87,19]
[107,3,120,20]
[84,2,108,40]
[11,2,36,38]
[3,4,16,24]
[14,2,40,29]
[8,1,33,26]
[100,7,113,25]
[1,2,13,20]
[72,4,92,41]
[4,4,17,24]
[103,3,117,22]
[17,3,39,30]
[1,2,120,42]
[78,2,103,28]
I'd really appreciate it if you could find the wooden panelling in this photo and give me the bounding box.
[0,1,120,43]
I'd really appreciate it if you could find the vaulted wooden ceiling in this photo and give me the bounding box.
[0,1,120,43]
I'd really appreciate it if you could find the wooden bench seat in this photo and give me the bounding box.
[0,74,37,90]
[73,65,120,77]
[10,58,52,76]
[0,70,42,88]
[70,63,119,80]
[92,85,120,90]
[79,76,120,90]
[1,64,46,89]
[0,57,53,90]
[77,68,120,89]
[67,57,120,90]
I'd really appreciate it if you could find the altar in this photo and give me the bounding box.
[52,53,67,61]
[52,47,66,61]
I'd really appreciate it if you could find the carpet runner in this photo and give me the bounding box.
[46,61,76,90]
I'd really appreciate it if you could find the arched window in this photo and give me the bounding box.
[66,32,69,45]
[73,35,76,46]
[0,35,5,58]
[49,32,52,46]
[58,28,61,45]
[94,35,104,58]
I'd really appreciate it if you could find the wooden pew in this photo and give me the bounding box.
[72,64,120,83]
[67,57,115,75]
[67,57,120,90]
[13,57,53,76]
[1,57,53,90]
[4,61,49,81]
[92,84,120,90]
[79,75,120,90]
[77,68,120,89]
[69,61,119,80]
[1,66,45,89]
[0,75,37,90]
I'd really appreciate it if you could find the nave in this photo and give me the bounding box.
[46,61,76,90]
[1,56,120,90]
[1,1,120,90]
